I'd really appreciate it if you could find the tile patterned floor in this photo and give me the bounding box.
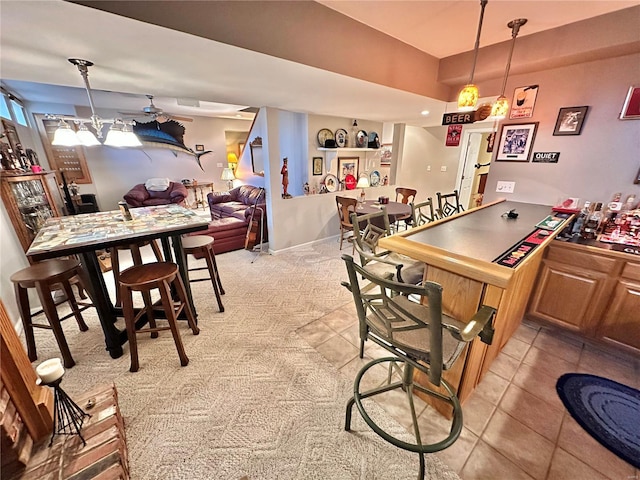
[297,302,640,480]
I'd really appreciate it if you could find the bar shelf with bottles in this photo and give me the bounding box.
[557,193,640,248]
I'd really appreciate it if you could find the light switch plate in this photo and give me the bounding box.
[496,181,515,193]
[217,163,223,168]
[440,166,447,172]
[427,165,431,171]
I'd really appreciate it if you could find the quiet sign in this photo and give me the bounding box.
[532,152,560,163]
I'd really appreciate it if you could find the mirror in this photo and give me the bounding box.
[250,136,264,176]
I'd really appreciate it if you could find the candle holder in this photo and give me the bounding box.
[36,359,91,447]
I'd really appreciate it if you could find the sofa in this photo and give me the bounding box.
[123,180,188,207]
[193,185,267,254]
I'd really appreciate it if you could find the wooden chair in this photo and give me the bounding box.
[119,262,199,372]
[394,187,417,230]
[436,190,464,218]
[182,235,225,312]
[110,240,163,308]
[341,254,496,479]
[411,197,437,226]
[336,196,358,253]
[10,259,93,368]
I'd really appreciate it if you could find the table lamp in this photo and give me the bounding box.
[221,167,235,190]
[356,174,370,209]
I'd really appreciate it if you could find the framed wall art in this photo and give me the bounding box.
[509,85,539,119]
[620,86,640,120]
[312,156,323,176]
[553,106,589,136]
[380,143,392,166]
[337,156,358,181]
[495,122,539,162]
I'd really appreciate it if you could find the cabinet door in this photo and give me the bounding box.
[597,279,640,353]
[528,260,610,334]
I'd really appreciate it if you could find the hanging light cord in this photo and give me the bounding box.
[467,0,488,85]
[498,19,526,96]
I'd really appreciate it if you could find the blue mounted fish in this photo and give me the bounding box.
[132,119,211,170]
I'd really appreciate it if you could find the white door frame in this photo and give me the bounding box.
[454,126,494,207]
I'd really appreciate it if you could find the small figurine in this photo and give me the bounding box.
[281,158,291,198]
[303,182,310,195]
[382,175,389,186]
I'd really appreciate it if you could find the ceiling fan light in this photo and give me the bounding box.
[52,121,80,146]
[458,84,479,111]
[490,96,509,119]
[76,124,101,146]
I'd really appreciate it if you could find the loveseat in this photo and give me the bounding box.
[123,180,188,207]
[194,185,267,254]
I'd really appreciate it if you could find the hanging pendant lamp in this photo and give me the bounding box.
[458,0,488,111]
[490,18,527,119]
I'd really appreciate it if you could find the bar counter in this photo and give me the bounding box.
[379,199,572,414]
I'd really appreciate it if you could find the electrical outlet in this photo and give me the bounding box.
[440,166,447,172]
[427,165,431,172]
[496,181,516,193]
[217,163,223,168]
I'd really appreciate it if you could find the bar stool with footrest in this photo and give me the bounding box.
[436,190,464,218]
[10,259,93,369]
[394,187,417,231]
[119,262,200,372]
[341,254,496,479]
[110,240,163,308]
[182,235,225,312]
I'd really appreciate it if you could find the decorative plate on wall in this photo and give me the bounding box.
[344,174,357,190]
[368,131,380,148]
[317,128,334,147]
[323,173,338,192]
[356,130,368,148]
[369,170,381,187]
[334,128,348,148]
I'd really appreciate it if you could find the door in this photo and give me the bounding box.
[456,129,491,209]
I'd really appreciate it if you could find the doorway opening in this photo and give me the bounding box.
[455,127,495,209]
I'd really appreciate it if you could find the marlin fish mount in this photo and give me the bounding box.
[132,119,211,171]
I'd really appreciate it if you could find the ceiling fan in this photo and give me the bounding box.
[119,95,193,122]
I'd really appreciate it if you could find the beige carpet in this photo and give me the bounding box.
[26,240,460,480]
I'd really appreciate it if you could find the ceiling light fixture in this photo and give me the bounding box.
[490,18,527,119]
[50,59,141,148]
[458,0,488,112]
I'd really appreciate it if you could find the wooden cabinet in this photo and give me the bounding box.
[1,171,65,253]
[527,241,640,354]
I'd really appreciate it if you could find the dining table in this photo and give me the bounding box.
[355,199,412,227]
[26,204,210,359]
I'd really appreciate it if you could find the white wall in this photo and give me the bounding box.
[482,52,640,205]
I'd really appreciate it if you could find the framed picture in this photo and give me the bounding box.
[635,166,640,184]
[495,122,539,162]
[337,156,358,181]
[312,156,323,176]
[1,119,21,153]
[510,85,539,119]
[445,125,462,146]
[380,143,392,166]
[620,86,640,120]
[486,132,495,153]
[553,106,589,136]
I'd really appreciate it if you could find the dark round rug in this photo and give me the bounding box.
[556,373,640,468]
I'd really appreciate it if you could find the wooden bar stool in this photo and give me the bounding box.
[119,262,199,372]
[110,240,163,308]
[10,259,92,369]
[182,235,225,312]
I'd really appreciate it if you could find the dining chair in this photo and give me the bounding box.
[341,254,496,480]
[349,208,424,286]
[411,197,437,227]
[436,190,464,218]
[335,196,358,253]
[394,187,417,231]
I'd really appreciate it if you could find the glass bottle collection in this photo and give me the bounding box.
[570,193,640,245]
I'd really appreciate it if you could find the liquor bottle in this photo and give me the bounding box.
[350,119,359,148]
[581,202,602,239]
[571,201,591,235]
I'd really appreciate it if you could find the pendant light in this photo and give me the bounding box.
[458,0,488,111]
[490,18,527,119]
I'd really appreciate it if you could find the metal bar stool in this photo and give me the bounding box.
[119,262,199,372]
[10,259,93,369]
[181,235,225,312]
[110,240,163,308]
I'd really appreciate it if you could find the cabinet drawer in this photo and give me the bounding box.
[621,262,640,281]
[546,244,618,273]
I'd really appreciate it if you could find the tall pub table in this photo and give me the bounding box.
[379,198,573,416]
[27,205,210,359]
